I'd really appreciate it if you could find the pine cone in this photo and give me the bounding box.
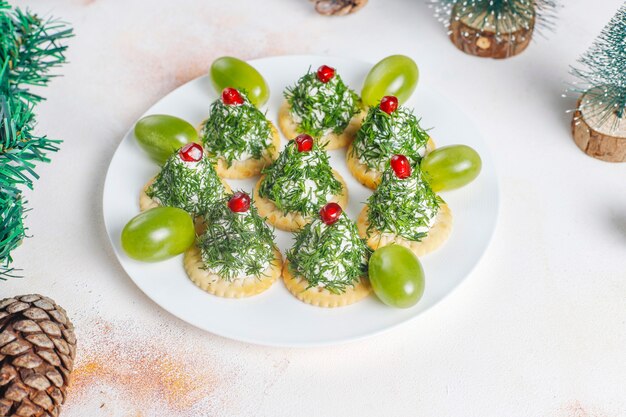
[0,295,76,417]
[311,0,368,16]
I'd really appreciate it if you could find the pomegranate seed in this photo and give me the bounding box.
[294,134,314,152]
[179,142,203,162]
[390,154,411,179]
[316,65,336,83]
[228,192,251,213]
[222,87,244,105]
[319,202,342,226]
[379,96,399,114]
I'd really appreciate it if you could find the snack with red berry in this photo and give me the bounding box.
[254,135,348,232]
[184,191,283,298]
[283,202,371,307]
[347,95,435,189]
[200,88,280,179]
[357,155,452,257]
[279,65,365,150]
[140,143,230,218]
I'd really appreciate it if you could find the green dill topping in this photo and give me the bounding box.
[350,105,430,171]
[258,141,343,216]
[147,152,226,216]
[201,91,274,166]
[284,68,361,137]
[367,163,442,242]
[287,216,370,294]
[198,193,277,281]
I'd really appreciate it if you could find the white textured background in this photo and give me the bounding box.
[4,1,626,416]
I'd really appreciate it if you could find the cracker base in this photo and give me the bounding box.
[184,246,283,298]
[282,261,370,308]
[357,203,453,257]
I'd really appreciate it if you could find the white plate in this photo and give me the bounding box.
[103,55,499,347]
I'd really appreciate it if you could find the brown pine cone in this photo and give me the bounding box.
[312,0,368,16]
[0,295,76,417]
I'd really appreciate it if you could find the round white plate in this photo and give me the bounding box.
[103,55,499,347]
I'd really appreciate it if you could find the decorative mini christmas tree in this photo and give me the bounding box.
[432,0,558,59]
[570,4,626,162]
[0,1,73,278]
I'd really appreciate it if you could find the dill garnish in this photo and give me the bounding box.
[287,216,370,294]
[284,68,360,137]
[147,153,226,216]
[198,193,277,281]
[367,163,441,242]
[258,141,343,216]
[202,90,274,166]
[350,104,430,171]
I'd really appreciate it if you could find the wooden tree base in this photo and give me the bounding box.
[572,104,626,163]
[449,12,534,59]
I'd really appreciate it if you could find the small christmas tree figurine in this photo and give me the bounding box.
[432,0,558,59]
[0,1,73,278]
[570,4,626,162]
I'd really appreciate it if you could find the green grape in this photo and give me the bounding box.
[368,245,425,308]
[421,145,482,192]
[361,55,419,107]
[121,207,195,262]
[135,115,198,165]
[210,56,270,107]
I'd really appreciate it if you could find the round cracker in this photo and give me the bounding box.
[346,138,437,190]
[253,170,349,232]
[357,203,453,257]
[278,100,366,150]
[282,261,370,308]
[184,246,283,298]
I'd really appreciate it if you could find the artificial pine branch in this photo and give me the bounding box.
[570,3,626,128]
[431,0,559,37]
[0,0,72,279]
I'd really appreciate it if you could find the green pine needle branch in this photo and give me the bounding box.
[431,0,559,37]
[0,0,73,279]
[569,3,626,128]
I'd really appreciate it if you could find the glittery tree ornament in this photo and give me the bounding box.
[431,0,558,59]
[569,4,626,162]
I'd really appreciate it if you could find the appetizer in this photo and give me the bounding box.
[140,142,229,215]
[254,134,348,232]
[347,95,435,189]
[201,87,280,178]
[284,203,371,307]
[279,65,365,150]
[357,155,452,256]
[184,191,283,298]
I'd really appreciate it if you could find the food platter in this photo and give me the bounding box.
[103,55,499,347]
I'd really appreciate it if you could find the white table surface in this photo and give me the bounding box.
[5,1,626,416]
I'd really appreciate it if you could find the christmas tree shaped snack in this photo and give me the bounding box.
[570,3,626,162]
[433,0,558,59]
[140,143,229,215]
[201,87,280,178]
[347,95,434,189]
[254,134,348,232]
[357,155,453,257]
[184,192,283,298]
[279,65,366,150]
[284,203,371,307]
